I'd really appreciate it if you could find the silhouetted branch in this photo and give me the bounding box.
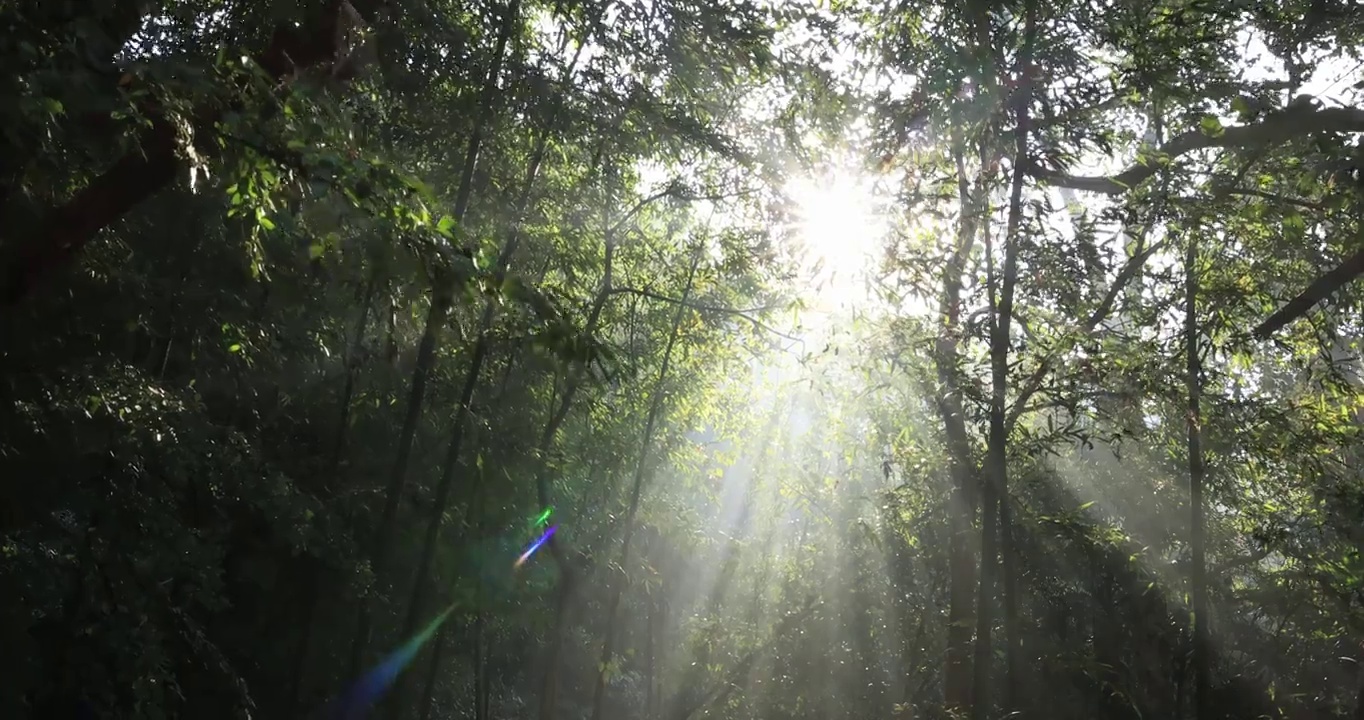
[1028,106,1364,194]
[1253,246,1364,339]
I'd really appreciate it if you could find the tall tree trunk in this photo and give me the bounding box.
[527,227,622,720]
[589,247,702,720]
[329,267,382,472]
[540,575,574,720]
[995,6,1036,714]
[389,45,587,710]
[945,468,977,714]
[1186,233,1210,720]
[937,139,985,716]
[418,443,494,720]
[1091,550,1125,719]
[475,606,490,720]
[345,0,519,680]
[291,267,381,714]
[646,596,659,719]
[972,477,999,720]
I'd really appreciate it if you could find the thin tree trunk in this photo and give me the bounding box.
[415,625,447,720]
[345,0,519,680]
[416,432,494,720]
[1091,551,1124,718]
[937,137,985,716]
[1186,233,1210,720]
[475,607,489,720]
[646,597,659,719]
[330,267,381,472]
[541,576,574,720]
[994,6,1036,714]
[532,205,639,720]
[672,599,820,720]
[588,246,702,720]
[290,267,378,714]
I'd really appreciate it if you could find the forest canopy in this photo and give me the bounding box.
[3,1,1364,719]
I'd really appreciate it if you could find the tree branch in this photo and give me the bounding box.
[608,286,797,341]
[1029,106,1364,194]
[1006,237,1167,431]
[1224,187,1327,211]
[1253,245,1364,339]
[607,184,756,237]
[1,0,386,305]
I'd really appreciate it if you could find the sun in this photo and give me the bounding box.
[786,171,885,311]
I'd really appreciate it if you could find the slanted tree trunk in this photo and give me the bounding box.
[530,224,624,720]
[668,406,778,716]
[937,129,990,717]
[671,599,820,720]
[388,35,589,718]
[589,246,702,720]
[995,5,1036,713]
[345,0,518,680]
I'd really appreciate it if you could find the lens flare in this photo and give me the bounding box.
[514,525,557,569]
[327,518,561,717]
[328,603,457,720]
